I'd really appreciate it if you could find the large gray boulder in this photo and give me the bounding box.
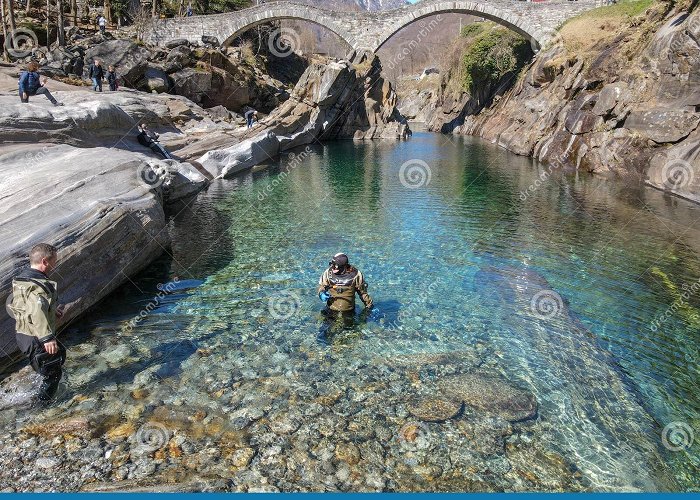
[0,145,169,361]
[0,91,220,148]
[170,68,212,104]
[139,66,172,93]
[84,39,151,88]
[199,131,280,178]
[163,45,193,73]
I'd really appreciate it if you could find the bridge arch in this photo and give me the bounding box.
[372,2,544,53]
[216,4,357,50]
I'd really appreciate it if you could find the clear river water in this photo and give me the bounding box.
[1,133,698,491]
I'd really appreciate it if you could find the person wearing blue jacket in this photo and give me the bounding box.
[18,61,63,106]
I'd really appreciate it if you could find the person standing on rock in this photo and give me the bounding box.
[8,243,66,402]
[318,253,373,313]
[107,65,118,91]
[89,59,104,92]
[245,109,257,128]
[18,62,64,106]
[98,15,107,34]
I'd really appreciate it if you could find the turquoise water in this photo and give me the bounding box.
[19,133,700,490]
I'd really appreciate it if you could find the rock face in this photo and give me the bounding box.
[84,39,152,88]
[0,90,215,362]
[450,4,700,202]
[19,29,288,116]
[198,54,410,178]
[0,144,169,360]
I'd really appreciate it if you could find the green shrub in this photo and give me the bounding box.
[461,26,532,94]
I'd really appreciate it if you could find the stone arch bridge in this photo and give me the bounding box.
[145,0,598,53]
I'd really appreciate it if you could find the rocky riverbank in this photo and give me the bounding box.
[0,50,408,364]
[398,1,699,203]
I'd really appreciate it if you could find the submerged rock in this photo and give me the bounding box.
[438,373,537,422]
[408,398,463,423]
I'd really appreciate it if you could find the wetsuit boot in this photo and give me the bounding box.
[38,373,61,401]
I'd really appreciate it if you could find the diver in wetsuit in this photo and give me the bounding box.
[318,253,373,313]
[317,253,373,342]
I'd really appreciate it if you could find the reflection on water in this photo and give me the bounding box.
[3,134,699,491]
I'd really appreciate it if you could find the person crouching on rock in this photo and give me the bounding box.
[137,123,173,160]
[107,65,118,91]
[18,62,64,106]
[245,109,257,128]
[8,243,66,402]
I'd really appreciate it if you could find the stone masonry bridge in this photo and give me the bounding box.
[145,0,598,53]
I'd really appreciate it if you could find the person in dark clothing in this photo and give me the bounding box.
[245,109,257,128]
[18,62,63,106]
[107,65,118,91]
[137,124,173,159]
[8,244,66,402]
[89,59,104,92]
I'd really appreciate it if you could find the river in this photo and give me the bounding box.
[0,133,697,491]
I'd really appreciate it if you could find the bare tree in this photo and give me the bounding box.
[1,0,10,61]
[56,0,65,45]
[132,5,153,41]
[151,0,156,17]
[104,0,111,23]
[6,0,16,33]
[25,0,31,14]
[70,0,77,25]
